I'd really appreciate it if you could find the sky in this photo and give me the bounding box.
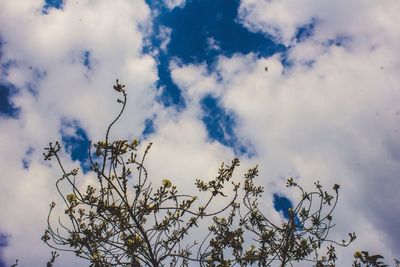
[0,0,399,266]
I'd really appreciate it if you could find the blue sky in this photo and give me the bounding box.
[1,0,400,266]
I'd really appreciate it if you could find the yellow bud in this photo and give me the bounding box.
[66,194,76,203]
[162,179,172,188]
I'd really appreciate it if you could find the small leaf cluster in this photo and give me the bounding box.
[353,251,394,267]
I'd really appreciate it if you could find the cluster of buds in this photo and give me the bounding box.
[113,79,125,93]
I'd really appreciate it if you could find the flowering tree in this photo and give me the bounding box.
[41,80,392,267]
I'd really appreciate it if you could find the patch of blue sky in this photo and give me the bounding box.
[201,95,253,156]
[145,0,284,154]
[0,83,20,119]
[82,51,92,70]
[0,232,8,267]
[279,52,294,70]
[1,38,15,79]
[22,147,35,170]
[146,0,285,108]
[279,19,318,70]
[294,18,318,43]
[42,0,63,14]
[324,34,353,47]
[141,118,155,139]
[0,233,7,248]
[60,119,91,174]
[273,193,293,219]
[26,66,47,96]
[1,59,16,78]
[273,193,301,226]
[0,36,3,61]
[156,56,185,108]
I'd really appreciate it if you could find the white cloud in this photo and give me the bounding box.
[238,0,400,46]
[163,0,186,10]
[207,37,221,51]
[157,25,172,52]
[170,60,222,102]
[0,0,157,140]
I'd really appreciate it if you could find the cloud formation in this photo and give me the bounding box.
[0,1,157,265]
[163,0,186,10]
[0,0,399,266]
[167,0,400,262]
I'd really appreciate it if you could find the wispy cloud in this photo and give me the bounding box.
[163,0,187,10]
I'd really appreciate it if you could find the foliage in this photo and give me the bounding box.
[353,251,399,267]
[40,80,391,266]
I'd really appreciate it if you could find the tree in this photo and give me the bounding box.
[41,80,392,266]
